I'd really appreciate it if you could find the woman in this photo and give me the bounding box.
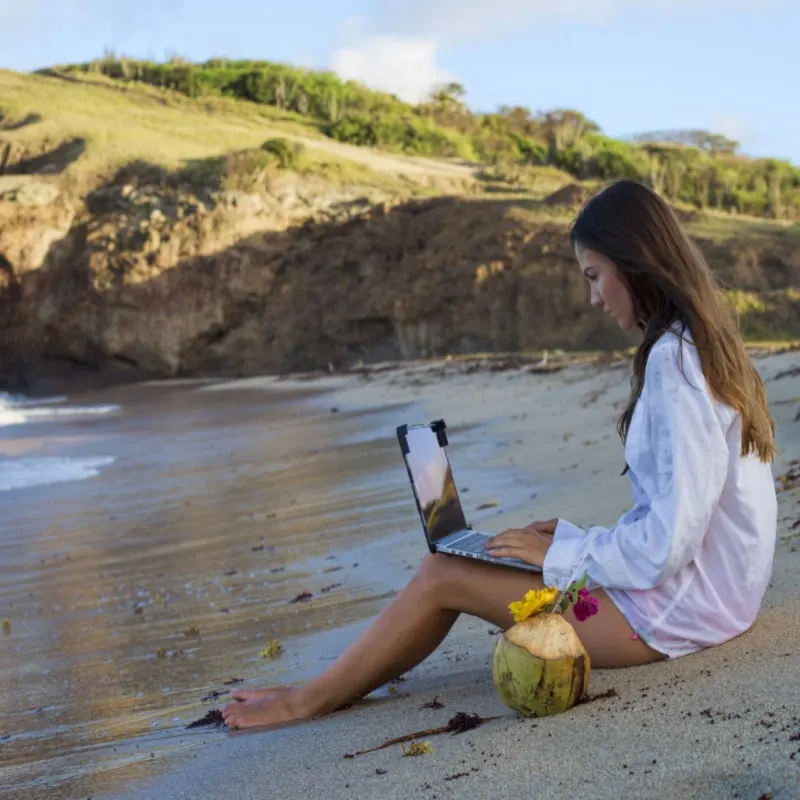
[223,179,777,730]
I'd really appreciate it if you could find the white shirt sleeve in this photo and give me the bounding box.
[542,342,730,591]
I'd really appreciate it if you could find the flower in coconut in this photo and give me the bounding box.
[573,588,599,621]
[492,613,590,717]
[508,586,559,623]
[491,576,595,718]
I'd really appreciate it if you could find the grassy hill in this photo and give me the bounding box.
[1,64,798,245]
[40,56,800,222]
[0,68,487,197]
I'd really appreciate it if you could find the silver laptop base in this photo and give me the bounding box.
[436,529,542,574]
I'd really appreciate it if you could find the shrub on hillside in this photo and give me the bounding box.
[586,136,650,181]
[180,138,308,191]
[325,113,476,160]
[261,138,306,169]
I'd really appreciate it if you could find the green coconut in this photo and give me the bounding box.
[492,612,590,717]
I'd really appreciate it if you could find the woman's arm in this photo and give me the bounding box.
[543,343,731,591]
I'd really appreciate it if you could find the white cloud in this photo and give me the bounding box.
[710,113,759,147]
[330,36,454,103]
[329,0,788,102]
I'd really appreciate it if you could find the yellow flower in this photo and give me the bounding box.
[508,586,559,623]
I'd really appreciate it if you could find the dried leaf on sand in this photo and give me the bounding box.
[259,639,283,659]
[402,741,433,756]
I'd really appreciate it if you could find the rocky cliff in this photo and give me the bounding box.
[1,168,799,393]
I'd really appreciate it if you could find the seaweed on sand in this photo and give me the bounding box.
[186,709,225,729]
[342,712,497,758]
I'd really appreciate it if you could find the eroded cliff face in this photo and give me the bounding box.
[1,171,799,392]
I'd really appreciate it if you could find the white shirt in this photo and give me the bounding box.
[543,327,778,658]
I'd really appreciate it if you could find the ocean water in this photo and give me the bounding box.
[0,393,120,492]
[0,379,535,799]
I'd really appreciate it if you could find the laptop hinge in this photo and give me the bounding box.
[431,419,448,447]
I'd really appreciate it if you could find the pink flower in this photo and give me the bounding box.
[573,589,599,622]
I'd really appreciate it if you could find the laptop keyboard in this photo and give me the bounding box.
[443,532,490,554]
[438,530,540,572]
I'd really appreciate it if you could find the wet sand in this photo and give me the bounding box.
[0,377,535,799]
[103,348,800,800]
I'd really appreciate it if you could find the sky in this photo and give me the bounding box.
[0,0,796,163]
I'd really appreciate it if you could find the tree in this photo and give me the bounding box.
[631,129,739,155]
[710,160,741,210]
[428,81,466,110]
[763,159,790,219]
[538,109,601,155]
[499,105,537,136]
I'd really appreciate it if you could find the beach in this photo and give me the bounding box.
[0,369,536,798]
[3,348,800,800]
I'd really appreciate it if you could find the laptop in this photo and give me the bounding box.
[396,419,541,573]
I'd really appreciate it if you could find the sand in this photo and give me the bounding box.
[109,349,800,800]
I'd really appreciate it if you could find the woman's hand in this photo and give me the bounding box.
[485,519,558,566]
[525,519,557,537]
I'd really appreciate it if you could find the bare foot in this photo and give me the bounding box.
[229,685,289,703]
[222,687,309,729]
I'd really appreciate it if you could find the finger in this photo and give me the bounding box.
[497,529,548,546]
[485,545,536,564]
[486,538,549,560]
[485,530,526,549]
[485,530,513,547]
[485,540,528,556]
[484,545,517,558]
[527,520,556,535]
[492,528,526,540]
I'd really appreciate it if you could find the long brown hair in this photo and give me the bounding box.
[570,179,775,463]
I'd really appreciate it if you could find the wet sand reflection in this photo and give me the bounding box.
[0,383,418,798]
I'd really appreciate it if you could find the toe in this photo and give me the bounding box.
[222,710,238,728]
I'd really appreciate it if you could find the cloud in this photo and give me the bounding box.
[709,113,761,152]
[329,0,788,102]
[330,36,454,104]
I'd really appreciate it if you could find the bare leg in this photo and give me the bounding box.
[222,553,662,729]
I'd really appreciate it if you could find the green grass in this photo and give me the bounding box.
[0,69,418,194]
[21,58,800,223]
[475,163,576,199]
[0,70,316,173]
[684,210,800,243]
[180,138,413,194]
[2,67,799,244]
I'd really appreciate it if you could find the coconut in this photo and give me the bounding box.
[492,613,590,717]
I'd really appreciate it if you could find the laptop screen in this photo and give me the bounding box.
[404,425,468,543]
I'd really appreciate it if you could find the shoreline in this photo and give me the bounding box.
[5,337,799,400]
[107,346,800,800]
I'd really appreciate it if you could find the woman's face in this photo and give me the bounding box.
[575,244,637,332]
